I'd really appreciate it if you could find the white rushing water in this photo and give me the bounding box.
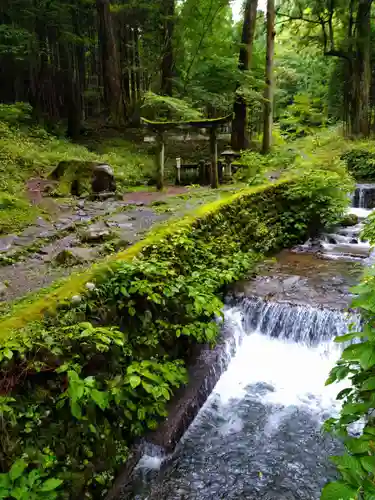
[133,301,359,500]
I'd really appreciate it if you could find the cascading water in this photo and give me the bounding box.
[352,183,375,209]
[131,299,360,500]
[299,183,375,261]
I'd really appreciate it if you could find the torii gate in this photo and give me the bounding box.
[141,114,233,190]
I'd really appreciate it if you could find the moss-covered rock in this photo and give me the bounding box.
[49,160,116,196]
[340,213,359,227]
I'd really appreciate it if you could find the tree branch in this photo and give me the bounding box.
[277,13,321,24]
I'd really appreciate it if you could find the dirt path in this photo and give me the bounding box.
[0,186,236,306]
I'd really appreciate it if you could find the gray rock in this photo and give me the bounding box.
[0,235,17,253]
[79,222,113,243]
[282,276,300,290]
[54,247,97,266]
[0,282,8,296]
[54,218,76,232]
[107,212,133,230]
[40,235,77,260]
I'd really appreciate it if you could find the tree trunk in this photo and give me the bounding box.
[262,0,275,154]
[231,0,258,151]
[96,0,124,124]
[59,42,82,140]
[161,0,175,96]
[350,0,372,137]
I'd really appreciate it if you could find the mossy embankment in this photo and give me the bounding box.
[0,171,352,499]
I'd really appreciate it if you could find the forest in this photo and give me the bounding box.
[1,1,375,500]
[0,0,373,145]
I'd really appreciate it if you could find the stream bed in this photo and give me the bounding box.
[126,184,375,500]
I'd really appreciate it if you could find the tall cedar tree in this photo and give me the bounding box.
[161,0,175,96]
[96,0,125,124]
[351,0,372,136]
[262,0,275,153]
[231,0,258,151]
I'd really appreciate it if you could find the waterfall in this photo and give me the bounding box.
[130,298,359,500]
[238,296,360,344]
[353,184,375,209]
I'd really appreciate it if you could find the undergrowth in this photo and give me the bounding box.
[0,104,154,234]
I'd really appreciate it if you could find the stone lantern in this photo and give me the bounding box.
[220,149,241,179]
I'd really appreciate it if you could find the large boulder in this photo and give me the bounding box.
[48,161,116,197]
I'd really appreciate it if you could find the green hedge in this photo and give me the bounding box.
[0,173,351,499]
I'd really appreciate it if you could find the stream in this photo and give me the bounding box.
[128,184,375,500]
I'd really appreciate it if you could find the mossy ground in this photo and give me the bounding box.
[0,118,155,234]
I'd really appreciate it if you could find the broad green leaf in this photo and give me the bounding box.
[342,343,368,362]
[361,344,375,370]
[0,474,10,489]
[3,348,13,360]
[68,370,80,383]
[346,437,371,454]
[361,456,375,473]
[9,459,27,482]
[161,388,170,400]
[342,402,371,416]
[331,454,365,479]
[336,388,352,400]
[321,481,357,500]
[40,478,63,491]
[0,489,9,499]
[129,376,141,389]
[91,390,109,410]
[70,401,82,419]
[361,377,375,391]
[141,381,154,394]
[69,384,84,401]
[335,333,362,344]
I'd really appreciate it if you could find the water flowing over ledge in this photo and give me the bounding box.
[112,296,360,499]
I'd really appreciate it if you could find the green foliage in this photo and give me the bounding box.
[234,152,268,185]
[0,458,63,500]
[141,92,203,121]
[323,266,375,498]
[279,93,328,139]
[0,318,187,498]
[0,103,32,126]
[342,148,375,182]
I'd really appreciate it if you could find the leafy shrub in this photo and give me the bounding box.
[342,148,375,181]
[233,151,268,185]
[0,177,351,498]
[323,268,375,499]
